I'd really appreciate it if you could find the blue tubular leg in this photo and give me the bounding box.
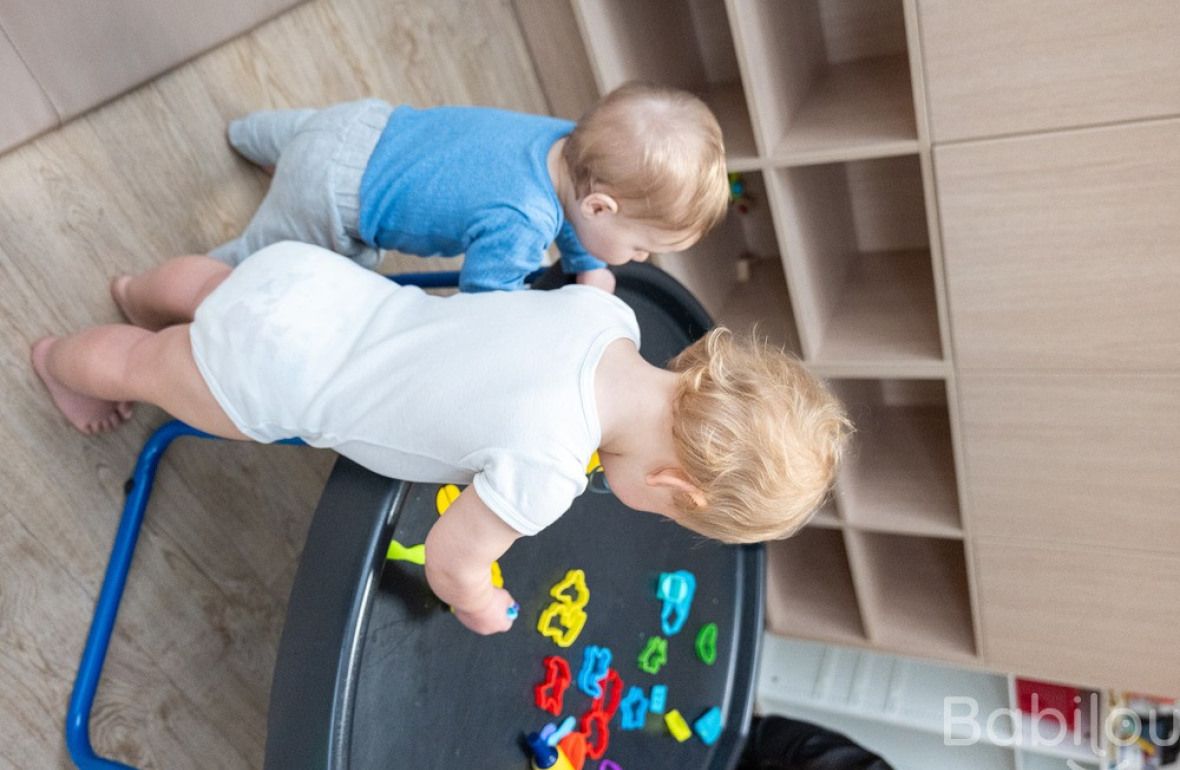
[66,420,213,769]
[65,421,303,769]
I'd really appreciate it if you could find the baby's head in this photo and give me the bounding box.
[561,82,729,265]
[666,329,852,544]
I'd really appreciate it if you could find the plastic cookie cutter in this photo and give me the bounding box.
[665,709,692,743]
[549,569,590,608]
[695,622,718,665]
[537,569,590,648]
[648,684,667,714]
[578,668,622,761]
[693,706,723,746]
[578,707,611,760]
[619,686,649,730]
[637,636,668,675]
[656,570,696,636]
[535,655,572,715]
[589,669,623,720]
[577,646,612,698]
[537,601,587,648]
[599,762,623,770]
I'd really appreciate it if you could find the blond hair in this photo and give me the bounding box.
[669,329,852,544]
[562,81,730,237]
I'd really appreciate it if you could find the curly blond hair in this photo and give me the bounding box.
[668,328,852,543]
[562,81,730,237]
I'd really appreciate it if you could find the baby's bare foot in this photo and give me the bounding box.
[31,337,133,435]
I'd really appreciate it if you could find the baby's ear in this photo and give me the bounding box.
[646,467,707,511]
[580,191,619,217]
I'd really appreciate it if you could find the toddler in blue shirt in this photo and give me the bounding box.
[210,82,731,293]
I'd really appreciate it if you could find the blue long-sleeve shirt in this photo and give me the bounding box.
[358,105,604,292]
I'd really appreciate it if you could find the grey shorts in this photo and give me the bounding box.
[209,99,393,268]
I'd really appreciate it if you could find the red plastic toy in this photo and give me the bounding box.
[535,655,573,716]
[558,731,588,770]
[589,669,624,720]
[577,668,623,760]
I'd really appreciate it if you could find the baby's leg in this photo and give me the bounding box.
[111,255,231,330]
[226,108,316,171]
[32,325,248,439]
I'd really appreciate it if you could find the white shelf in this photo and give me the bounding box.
[757,636,1107,770]
[758,635,1009,740]
[758,700,1018,770]
[1019,751,1100,770]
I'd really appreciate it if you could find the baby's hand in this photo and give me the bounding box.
[453,587,519,635]
[576,267,617,293]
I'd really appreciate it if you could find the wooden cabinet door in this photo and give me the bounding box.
[975,539,1180,693]
[958,373,1180,553]
[918,0,1180,142]
[936,119,1180,372]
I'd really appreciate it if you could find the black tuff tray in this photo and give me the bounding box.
[265,263,764,770]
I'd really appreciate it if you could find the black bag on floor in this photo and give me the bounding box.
[736,716,895,770]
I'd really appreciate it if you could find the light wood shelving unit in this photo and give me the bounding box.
[572,0,974,665]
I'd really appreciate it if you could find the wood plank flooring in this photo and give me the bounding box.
[0,1,547,766]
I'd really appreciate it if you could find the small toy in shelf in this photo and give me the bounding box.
[727,172,755,214]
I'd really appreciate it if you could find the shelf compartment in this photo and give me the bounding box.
[573,0,757,166]
[829,378,961,538]
[772,154,943,369]
[730,0,917,164]
[758,635,1010,742]
[656,171,801,355]
[765,527,866,645]
[848,531,976,661]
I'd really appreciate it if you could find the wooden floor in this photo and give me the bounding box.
[0,1,547,767]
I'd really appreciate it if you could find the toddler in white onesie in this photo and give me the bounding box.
[31,241,850,635]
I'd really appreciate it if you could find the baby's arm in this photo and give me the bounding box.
[424,486,521,634]
[460,221,548,292]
